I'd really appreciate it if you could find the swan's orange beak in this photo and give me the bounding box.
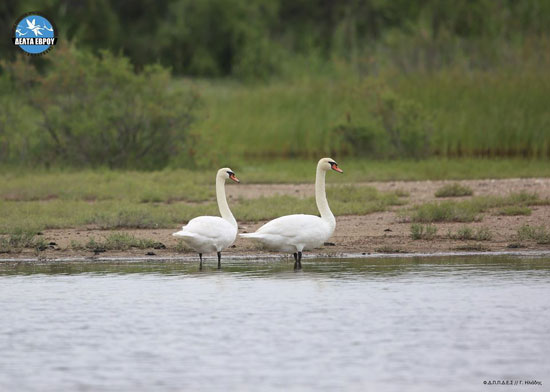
[331,163,343,173]
[229,173,240,183]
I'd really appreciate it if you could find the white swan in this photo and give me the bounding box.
[173,168,239,269]
[240,157,342,269]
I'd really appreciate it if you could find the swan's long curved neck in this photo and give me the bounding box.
[315,166,335,229]
[216,176,237,228]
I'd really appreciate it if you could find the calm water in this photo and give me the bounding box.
[1,256,549,392]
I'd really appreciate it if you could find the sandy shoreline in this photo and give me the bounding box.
[2,178,550,262]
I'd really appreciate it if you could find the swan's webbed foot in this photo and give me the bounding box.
[293,252,299,270]
[297,251,303,270]
[217,251,221,270]
[199,253,203,270]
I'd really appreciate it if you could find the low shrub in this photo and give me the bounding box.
[411,223,437,240]
[0,229,47,253]
[516,225,550,244]
[337,89,432,159]
[1,44,199,169]
[408,201,479,223]
[435,183,473,197]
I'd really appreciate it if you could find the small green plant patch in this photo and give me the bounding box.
[516,225,550,244]
[435,183,473,198]
[453,226,474,240]
[0,229,47,253]
[71,233,164,252]
[497,206,532,216]
[405,201,480,223]
[410,224,437,240]
[404,192,548,223]
[474,227,493,241]
[449,226,492,241]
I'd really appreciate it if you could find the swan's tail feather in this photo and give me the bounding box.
[172,230,197,238]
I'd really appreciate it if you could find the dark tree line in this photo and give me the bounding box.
[2,0,549,77]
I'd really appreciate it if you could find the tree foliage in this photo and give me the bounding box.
[0,44,198,169]
[2,0,549,77]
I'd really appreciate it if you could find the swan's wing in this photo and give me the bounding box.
[173,216,237,250]
[242,214,331,242]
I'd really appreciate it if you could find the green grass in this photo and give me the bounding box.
[71,233,164,252]
[3,159,550,198]
[0,180,404,233]
[406,201,480,223]
[1,161,549,234]
[184,68,550,165]
[394,69,550,159]
[410,224,437,240]
[516,225,550,244]
[435,183,473,198]
[449,226,492,241]
[497,206,532,216]
[237,158,550,183]
[404,192,549,223]
[0,229,47,253]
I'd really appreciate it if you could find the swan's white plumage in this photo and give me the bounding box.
[173,216,237,253]
[172,168,238,257]
[240,157,341,254]
[240,214,333,252]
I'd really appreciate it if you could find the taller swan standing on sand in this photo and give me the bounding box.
[240,158,342,270]
[173,168,239,270]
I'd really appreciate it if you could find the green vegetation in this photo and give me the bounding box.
[1,46,198,169]
[449,226,492,241]
[71,233,164,252]
[188,70,550,166]
[1,2,550,168]
[0,173,404,233]
[474,227,492,241]
[410,224,437,240]
[2,163,550,234]
[0,229,47,253]
[435,183,473,198]
[497,206,532,216]
[516,225,550,244]
[406,201,479,223]
[4,58,549,167]
[233,186,404,222]
[2,159,549,202]
[404,192,549,223]
[4,0,549,78]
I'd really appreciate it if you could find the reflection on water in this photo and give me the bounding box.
[1,256,549,392]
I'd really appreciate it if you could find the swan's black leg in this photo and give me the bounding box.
[217,252,221,270]
[199,253,203,270]
[297,251,303,270]
[293,252,299,270]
